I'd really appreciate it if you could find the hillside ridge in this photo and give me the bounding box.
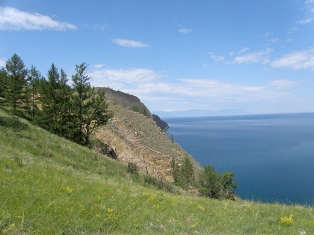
[95,100,201,181]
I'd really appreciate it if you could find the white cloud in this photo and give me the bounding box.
[0,7,76,31]
[238,47,250,54]
[210,54,224,62]
[297,17,314,24]
[0,58,6,67]
[230,48,273,64]
[93,64,104,69]
[271,48,314,70]
[88,66,300,113]
[267,80,298,90]
[297,1,314,24]
[178,28,192,34]
[112,38,149,48]
[89,68,162,88]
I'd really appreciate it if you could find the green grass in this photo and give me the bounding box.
[0,110,314,234]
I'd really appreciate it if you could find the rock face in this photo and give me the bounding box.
[95,101,202,182]
[152,114,169,131]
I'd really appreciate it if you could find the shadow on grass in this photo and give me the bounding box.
[0,115,28,132]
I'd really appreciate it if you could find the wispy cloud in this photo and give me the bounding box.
[88,65,302,113]
[229,48,273,64]
[89,68,162,89]
[178,28,192,34]
[271,48,314,70]
[0,7,76,31]
[93,64,104,69]
[297,17,314,24]
[208,52,224,62]
[238,47,250,54]
[296,0,314,24]
[112,38,149,48]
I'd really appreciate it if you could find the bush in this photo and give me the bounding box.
[127,162,139,175]
[143,174,176,193]
[172,156,195,190]
[197,165,237,200]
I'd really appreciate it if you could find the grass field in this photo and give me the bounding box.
[0,110,313,234]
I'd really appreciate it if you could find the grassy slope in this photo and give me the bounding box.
[0,110,313,235]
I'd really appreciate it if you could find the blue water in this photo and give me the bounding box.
[164,113,314,205]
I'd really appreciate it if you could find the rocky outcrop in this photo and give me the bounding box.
[152,114,169,130]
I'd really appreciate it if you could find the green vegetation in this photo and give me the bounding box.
[198,165,237,200]
[1,109,313,234]
[172,156,195,190]
[1,54,112,146]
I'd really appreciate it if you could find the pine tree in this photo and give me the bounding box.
[0,68,7,104]
[4,54,29,116]
[173,156,195,189]
[71,63,112,146]
[28,66,43,120]
[38,64,72,136]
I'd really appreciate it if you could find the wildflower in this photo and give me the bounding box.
[2,224,15,234]
[107,208,113,213]
[198,205,205,211]
[280,215,293,225]
[60,184,73,193]
[148,194,157,201]
[95,213,101,217]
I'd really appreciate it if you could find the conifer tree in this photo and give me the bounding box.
[38,64,72,136]
[71,62,112,145]
[28,66,43,120]
[0,69,7,104]
[173,156,195,189]
[4,54,29,116]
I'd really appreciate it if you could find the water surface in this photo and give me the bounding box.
[165,113,314,205]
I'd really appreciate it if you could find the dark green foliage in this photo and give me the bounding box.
[172,156,195,189]
[3,54,29,116]
[143,174,176,193]
[197,165,237,200]
[127,162,139,175]
[130,105,140,113]
[27,66,44,120]
[71,63,112,145]
[37,64,73,137]
[130,104,151,118]
[1,54,113,148]
[0,69,7,102]
[169,133,174,143]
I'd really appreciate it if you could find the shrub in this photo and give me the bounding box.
[197,165,237,200]
[143,174,176,193]
[172,156,195,190]
[127,162,139,175]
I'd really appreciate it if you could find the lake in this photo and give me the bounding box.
[164,113,314,205]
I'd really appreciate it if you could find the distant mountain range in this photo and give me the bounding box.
[154,109,248,118]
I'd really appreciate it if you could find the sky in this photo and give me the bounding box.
[1,0,314,116]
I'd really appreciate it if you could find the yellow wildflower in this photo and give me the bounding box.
[280,215,293,225]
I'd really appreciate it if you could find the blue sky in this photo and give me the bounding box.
[1,0,314,115]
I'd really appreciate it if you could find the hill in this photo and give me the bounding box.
[1,108,314,234]
[98,87,169,131]
[95,100,199,181]
[98,87,151,117]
